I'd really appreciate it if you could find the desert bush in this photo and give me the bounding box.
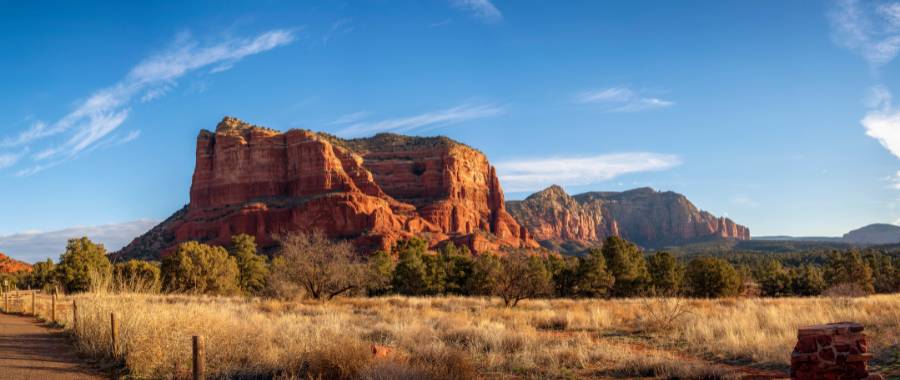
[161,241,241,295]
[113,260,161,293]
[57,237,112,293]
[637,297,691,333]
[494,253,552,307]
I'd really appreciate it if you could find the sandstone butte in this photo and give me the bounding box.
[506,185,750,253]
[116,117,537,259]
[0,252,32,273]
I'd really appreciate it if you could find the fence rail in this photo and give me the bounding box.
[0,288,206,380]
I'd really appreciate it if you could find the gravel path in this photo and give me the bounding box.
[0,313,103,380]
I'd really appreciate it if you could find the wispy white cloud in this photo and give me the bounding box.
[450,0,503,24]
[327,111,371,126]
[0,220,157,263]
[829,0,900,68]
[3,29,296,175]
[732,195,760,208]
[495,153,682,192]
[861,85,900,158]
[333,103,505,137]
[430,19,452,28]
[575,87,674,112]
[118,130,141,144]
[0,148,30,169]
[323,18,354,45]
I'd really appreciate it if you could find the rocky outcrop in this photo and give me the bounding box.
[116,117,535,259]
[0,253,31,273]
[506,186,750,252]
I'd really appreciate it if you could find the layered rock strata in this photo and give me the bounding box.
[117,117,535,259]
[506,186,750,251]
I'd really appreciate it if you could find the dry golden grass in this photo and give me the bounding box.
[23,292,900,379]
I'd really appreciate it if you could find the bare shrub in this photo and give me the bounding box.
[532,314,570,331]
[302,335,373,380]
[637,297,691,333]
[270,231,365,301]
[408,345,477,380]
[824,283,868,298]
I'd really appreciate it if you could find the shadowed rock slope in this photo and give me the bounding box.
[506,185,750,253]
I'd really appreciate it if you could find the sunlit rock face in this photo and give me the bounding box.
[507,186,750,252]
[116,117,536,259]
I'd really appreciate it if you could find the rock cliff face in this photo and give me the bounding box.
[0,253,31,273]
[507,186,750,252]
[117,117,535,259]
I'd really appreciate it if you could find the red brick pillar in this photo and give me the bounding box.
[791,322,876,380]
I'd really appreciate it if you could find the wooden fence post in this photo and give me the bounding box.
[193,335,205,380]
[31,292,35,316]
[110,313,118,358]
[72,300,78,333]
[51,293,56,323]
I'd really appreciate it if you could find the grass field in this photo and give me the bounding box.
[27,293,900,379]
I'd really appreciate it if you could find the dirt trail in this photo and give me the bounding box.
[0,313,103,380]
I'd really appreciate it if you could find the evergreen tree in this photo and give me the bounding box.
[824,250,874,294]
[391,238,430,295]
[790,265,826,296]
[863,251,897,293]
[575,248,615,297]
[601,237,650,297]
[229,234,269,294]
[545,254,580,297]
[755,259,792,297]
[438,243,474,295]
[647,251,681,296]
[465,253,503,296]
[24,259,56,291]
[683,257,741,298]
[366,250,394,295]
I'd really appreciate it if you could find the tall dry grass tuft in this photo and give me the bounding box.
[32,292,900,378]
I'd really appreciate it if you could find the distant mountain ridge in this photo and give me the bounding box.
[754,223,900,245]
[506,185,750,253]
[843,224,900,245]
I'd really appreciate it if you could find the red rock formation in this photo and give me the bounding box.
[117,117,535,259]
[0,253,32,273]
[507,186,750,252]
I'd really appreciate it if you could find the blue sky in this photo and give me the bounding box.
[2,0,900,262]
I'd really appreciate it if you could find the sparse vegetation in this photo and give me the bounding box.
[33,292,900,379]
